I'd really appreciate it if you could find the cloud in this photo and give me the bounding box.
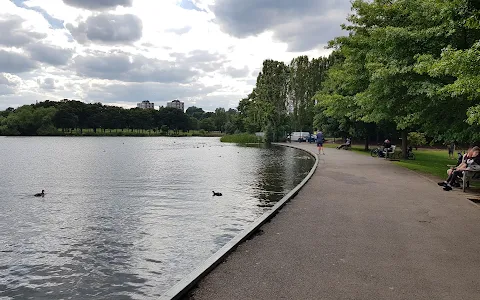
[0,0,346,110]
[0,85,16,96]
[38,77,57,90]
[273,14,347,52]
[74,51,199,83]
[0,14,47,47]
[225,66,249,78]
[11,0,64,29]
[0,74,10,86]
[66,13,143,44]
[211,0,351,51]
[170,50,228,72]
[85,81,218,105]
[26,43,74,66]
[166,26,192,35]
[0,73,16,96]
[0,50,38,73]
[62,0,133,11]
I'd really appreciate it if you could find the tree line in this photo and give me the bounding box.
[236,56,335,143]
[0,100,242,136]
[238,0,480,156]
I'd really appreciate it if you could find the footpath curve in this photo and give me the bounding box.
[160,143,318,300]
[188,143,480,300]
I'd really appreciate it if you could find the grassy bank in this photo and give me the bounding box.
[326,143,455,179]
[220,134,262,144]
[1,129,224,137]
[393,150,455,179]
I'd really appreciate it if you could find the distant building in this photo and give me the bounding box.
[137,100,155,109]
[167,100,184,112]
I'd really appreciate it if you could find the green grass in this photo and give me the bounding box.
[326,142,455,179]
[220,133,262,144]
[393,149,455,179]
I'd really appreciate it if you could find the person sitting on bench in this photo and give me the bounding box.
[439,146,480,191]
[379,139,392,157]
[337,137,351,149]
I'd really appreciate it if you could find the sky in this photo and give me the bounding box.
[0,0,352,111]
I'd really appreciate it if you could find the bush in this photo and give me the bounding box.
[220,133,262,144]
[408,132,427,149]
[224,122,237,135]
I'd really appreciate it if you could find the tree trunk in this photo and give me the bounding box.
[364,137,369,151]
[402,130,408,159]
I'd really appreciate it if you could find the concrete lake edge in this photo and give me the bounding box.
[159,143,319,300]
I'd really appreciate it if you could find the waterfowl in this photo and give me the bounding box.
[212,191,222,196]
[34,190,45,197]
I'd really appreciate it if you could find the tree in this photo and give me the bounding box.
[213,107,227,132]
[185,106,206,120]
[199,118,215,132]
[255,60,289,141]
[315,0,480,155]
[53,109,78,132]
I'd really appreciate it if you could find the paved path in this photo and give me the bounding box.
[188,144,480,300]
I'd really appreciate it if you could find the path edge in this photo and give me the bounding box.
[159,143,319,300]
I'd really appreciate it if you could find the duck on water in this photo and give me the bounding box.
[34,190,45,197]
[212,191,222,196]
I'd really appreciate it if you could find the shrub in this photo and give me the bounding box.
[408,132,427,149]
[220,133,262,144]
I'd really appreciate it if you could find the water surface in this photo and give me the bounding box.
[0,137,314,299]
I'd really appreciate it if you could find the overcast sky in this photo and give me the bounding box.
[0,0,352,111]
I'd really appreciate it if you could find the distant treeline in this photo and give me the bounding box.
[0,100,243,136]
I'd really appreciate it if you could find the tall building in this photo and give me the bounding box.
[167,100,184,112]
[137,100,154,109]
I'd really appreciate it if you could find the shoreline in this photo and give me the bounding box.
[0,134,224,138]
[159,144,319,300]
[187,143,480,300]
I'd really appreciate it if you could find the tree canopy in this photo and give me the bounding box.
[0,100,239,136]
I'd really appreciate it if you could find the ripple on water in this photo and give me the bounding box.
[0,137,314,299]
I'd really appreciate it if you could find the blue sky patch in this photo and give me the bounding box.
[11,0,65,29]
[179,0,205,12]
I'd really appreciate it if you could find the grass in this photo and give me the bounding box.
[393,149,455,179]
[220,133,262,144]
[324,141,459,179]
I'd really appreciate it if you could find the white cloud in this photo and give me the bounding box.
[0,0,351,110]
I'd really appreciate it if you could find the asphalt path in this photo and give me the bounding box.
[188,144,480,300]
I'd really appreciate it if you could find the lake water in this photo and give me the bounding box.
[0,137,314,299]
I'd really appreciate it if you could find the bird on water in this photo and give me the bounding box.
[34,190,45,197]
[212,191,222,196]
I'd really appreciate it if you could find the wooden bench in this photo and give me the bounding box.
[461,170,480,192]
[447,164,480,192]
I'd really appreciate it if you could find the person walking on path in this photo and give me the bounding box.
[316,131,325,155]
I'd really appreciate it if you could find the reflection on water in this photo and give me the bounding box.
[0,137,314,299]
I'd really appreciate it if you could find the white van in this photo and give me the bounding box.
[289,132,311,142]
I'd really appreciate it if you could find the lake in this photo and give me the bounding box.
[0,137,314,299]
